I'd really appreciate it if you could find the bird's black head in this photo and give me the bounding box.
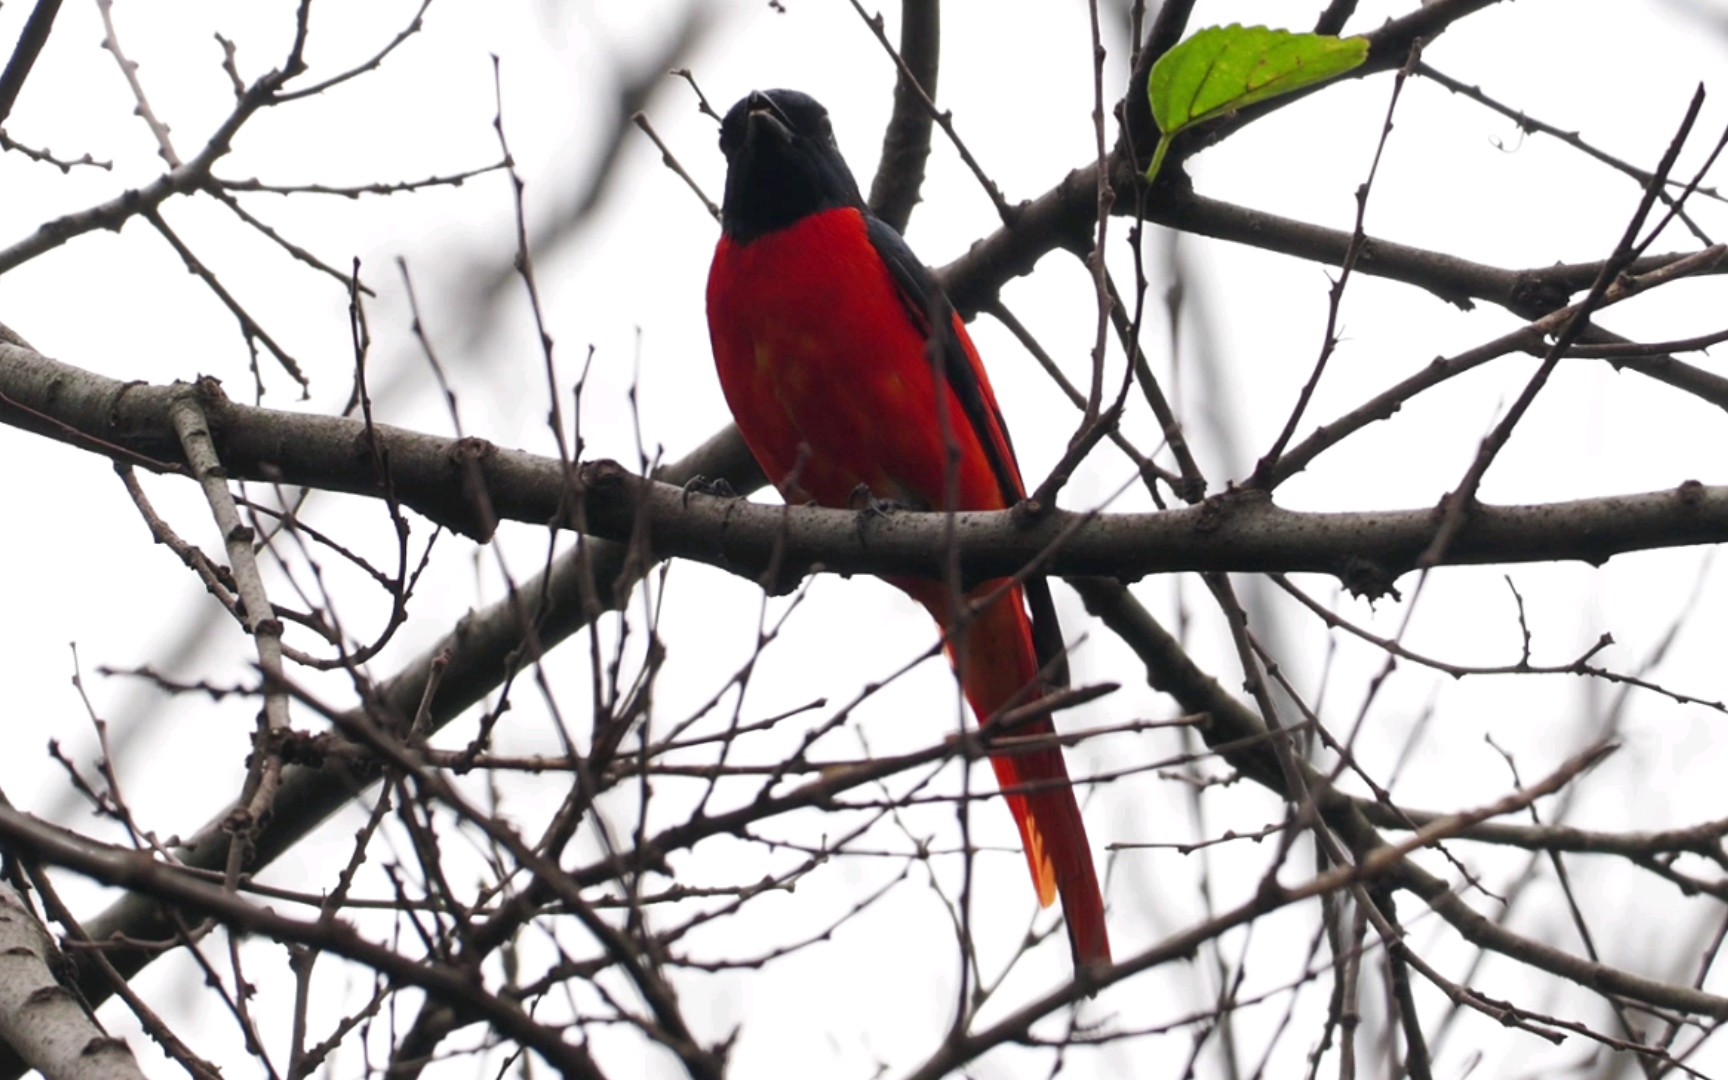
[718,89,865,244]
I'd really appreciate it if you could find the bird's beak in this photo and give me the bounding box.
[745,92,794,145]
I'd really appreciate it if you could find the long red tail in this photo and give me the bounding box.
[900,577,1110,966]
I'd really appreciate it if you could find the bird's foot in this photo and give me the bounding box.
[849,483,914,516]
[850,484,914,541]
[681,474,740,506]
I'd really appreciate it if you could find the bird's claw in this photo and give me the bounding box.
[681,475,740,506]
[850,484,914,541]
[848,483,910,516]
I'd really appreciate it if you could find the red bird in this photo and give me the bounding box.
[705,89,1110,968]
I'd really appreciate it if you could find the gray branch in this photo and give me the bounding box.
[1,340,1720,598]
[0,882,147,1080]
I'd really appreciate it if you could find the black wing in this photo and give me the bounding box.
[864,213,1070,688]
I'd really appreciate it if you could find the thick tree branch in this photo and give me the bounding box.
[866,0,940,233]
[0,0,63,127]
[573,465,1725,593]
[4,342,1722,595]
[0,880,147,1079]
[943,169,1728,322]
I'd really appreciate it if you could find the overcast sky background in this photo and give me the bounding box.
[2,1,1727,1077]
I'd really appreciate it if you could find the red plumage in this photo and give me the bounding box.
[706,90,1109,968]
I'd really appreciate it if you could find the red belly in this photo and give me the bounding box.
[706,207,1012,513]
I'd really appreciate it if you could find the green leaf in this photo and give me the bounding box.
[1145,24,1369,182]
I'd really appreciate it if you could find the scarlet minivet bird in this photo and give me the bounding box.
[705,89,1110,967]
